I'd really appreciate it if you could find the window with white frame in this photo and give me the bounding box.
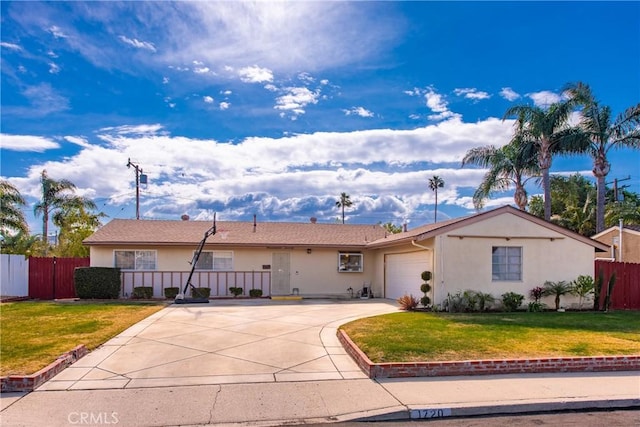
[338,252,363,272]
[492,246,522,281]
[114,250,156,270]
[194,251,233,271]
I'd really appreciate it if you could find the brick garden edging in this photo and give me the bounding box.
[1,345,88,393]
[338,330,640,379]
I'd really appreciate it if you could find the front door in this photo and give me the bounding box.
[271,252,290,295]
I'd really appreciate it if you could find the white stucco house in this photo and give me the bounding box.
[84,206,609,307]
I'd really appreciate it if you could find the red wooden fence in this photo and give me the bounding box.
[29,257,90,300]
[595,261,640,310]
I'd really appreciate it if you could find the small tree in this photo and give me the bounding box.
[543,280,573,310]
[475,292,495,312]
[420,271,432,308]
[571,275,594,310]
[501,292,524,312]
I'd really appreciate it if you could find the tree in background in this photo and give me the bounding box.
[335,192,353,224]
[53,204,106,257]
[380,222,402,234]
[428,175,445,222]
[33,170,97,251]
[529,173,640,236]
[462,139,539,211]
[564,82,640,233]
[503,100,586,221]
[0,180,28,235]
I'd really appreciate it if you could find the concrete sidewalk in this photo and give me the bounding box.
[1,299,638,426]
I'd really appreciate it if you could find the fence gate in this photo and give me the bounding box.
[595,261,640,310]
[29,257,90,300]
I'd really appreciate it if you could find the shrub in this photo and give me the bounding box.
[527,301,545,312]
[74,267,121,299]
[529,286,544,303]
[445,291,465,313]
[420,271,432,308]
[462,290,479,312]
[164,287,180,299]
[420,283,431,294]
[397,294,419,311]
[421,271,432,281]
[475,292,495,312]
[249,289,263,298]
[229,286,243,297]
[420,295,431,307]
[501,292,524,312]
[193,287,211,298]
[132,287,153,299]
[543,280,573,310]
[571,275,594,310]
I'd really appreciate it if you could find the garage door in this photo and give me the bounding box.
[385,252,430,300]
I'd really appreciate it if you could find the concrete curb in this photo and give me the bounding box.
[338,329,640,378]
[0,345,88,393]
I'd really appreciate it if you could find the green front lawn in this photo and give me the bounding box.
[341,311,640,363]
[0,301,165,376]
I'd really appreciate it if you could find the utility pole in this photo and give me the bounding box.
[609,175,631,203]
[127,159,145,220]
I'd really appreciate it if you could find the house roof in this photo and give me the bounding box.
[83,218,388,248]
[591,224,640,239]
[84,206,610,252]
[366,205,610,252]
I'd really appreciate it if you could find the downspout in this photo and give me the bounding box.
[619,219,623,263]
[412,240,434,303]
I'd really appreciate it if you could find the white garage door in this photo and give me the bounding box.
[385,252,430,300]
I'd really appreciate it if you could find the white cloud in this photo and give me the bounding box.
[423,87,461,122]
[527,90,562,107]
[454,88,490,100]
[18,65,27,73]
[500,87,520,101]
[162,77,169,84]
[221,90,232,96]
[194,67,210,74]
[48,62,60,74]
[203,96,214,104]
[238,65,273,83]
[274,87,319,116]
[98,124,165,136]
[47,50,58,58]
[118,35,156,52]
[1,134,60,152]
[344,107,374,118]
[219,102,230,110]
[22,83,70,115]
[48,25,67,39]
[64,136,93,148]
[0,42,22,51]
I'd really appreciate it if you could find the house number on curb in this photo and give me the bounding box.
[410,408,452,419]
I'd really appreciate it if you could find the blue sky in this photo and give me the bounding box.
[1,1,639,235]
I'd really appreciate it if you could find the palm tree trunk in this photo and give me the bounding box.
[595,174,606,233]
[434,190,438,222]
[514,185,528,210]
[341,205,345,224]
[538,141,553,221]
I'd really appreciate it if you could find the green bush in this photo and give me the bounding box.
[501,292,524,312]
[249,289,263,298]
[132,287,153,299]
[527,301,546,312]
[74,267,121,299]
[192,287,211,298]
[420,283,431,294]
[229,286,243,297]
[164,287,180,299]
[420,295,431,307]
[421,271,432,281]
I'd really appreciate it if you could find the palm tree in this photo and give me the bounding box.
[335,192,353,224]
[462,139,539,211]
[428,175,445,222]
[0,180,28,235]
[503,100,586,221]
[33,170,96,248]
[564,82,640,232]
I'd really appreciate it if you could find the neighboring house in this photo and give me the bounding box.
[84,206,609,308]
[591,224,640,263]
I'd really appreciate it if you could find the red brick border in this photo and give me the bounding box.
[1,345,88,392]
[338,330,640,379]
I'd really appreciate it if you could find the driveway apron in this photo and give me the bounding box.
[38,299,398,391]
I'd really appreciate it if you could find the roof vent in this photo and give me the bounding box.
[310,217,317,224]
[181,214,189,221]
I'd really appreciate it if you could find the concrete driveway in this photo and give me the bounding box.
[38,299,398,391]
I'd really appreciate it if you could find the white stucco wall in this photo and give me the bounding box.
[89,245,377,297]
[436,213,596,309]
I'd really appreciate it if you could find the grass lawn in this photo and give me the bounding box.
[341,311,640,363]
[0,301,166,376]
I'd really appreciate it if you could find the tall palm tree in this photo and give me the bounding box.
[335,192,353,224]
[503,100,585,221]
[33,170,96,247]
[564,82,640,233]
[0,180,28,235]
[428,175,445,222]
[462,140,539,211]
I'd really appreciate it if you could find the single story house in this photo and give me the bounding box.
[84,205,609,308]
[591,223,640,263]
